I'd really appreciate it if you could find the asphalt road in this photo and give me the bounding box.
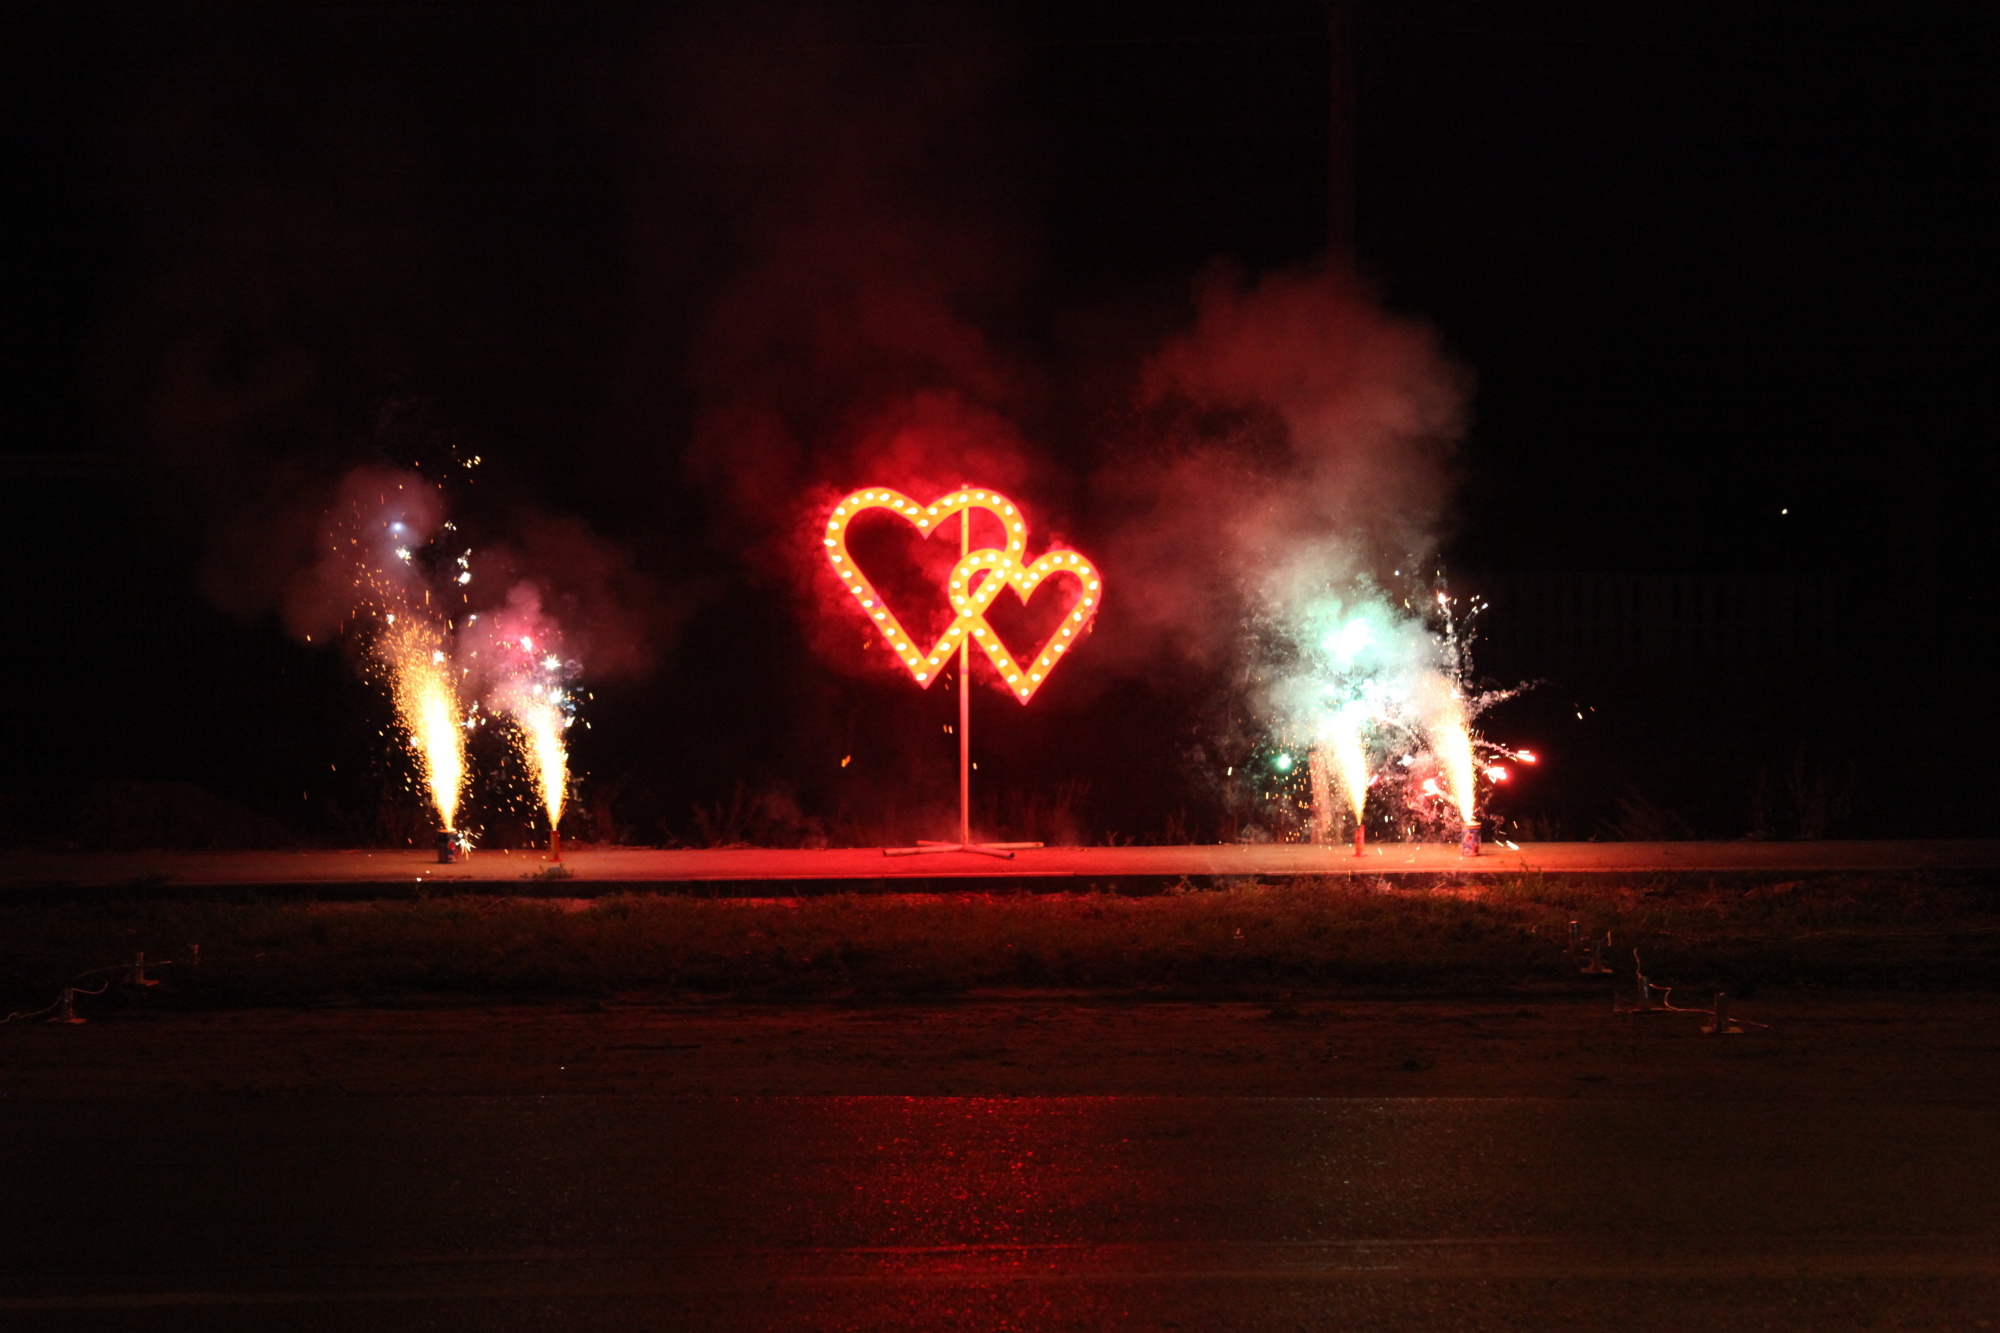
[4,1094,1996,1331]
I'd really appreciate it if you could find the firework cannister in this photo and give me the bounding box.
[1460,821,1480,856]
[436,830,470,864]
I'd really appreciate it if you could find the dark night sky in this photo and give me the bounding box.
[2,1,1992,844]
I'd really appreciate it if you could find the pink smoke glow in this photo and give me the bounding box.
[1095,265,1468,675]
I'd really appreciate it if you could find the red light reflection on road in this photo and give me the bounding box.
[759,1098,1159,1258]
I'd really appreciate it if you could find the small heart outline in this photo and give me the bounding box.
[950,548,1102,703]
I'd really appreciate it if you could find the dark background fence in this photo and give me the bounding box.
[1472,573,1901,666]
[1459,571,1984,840]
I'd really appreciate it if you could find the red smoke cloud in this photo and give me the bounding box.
[657,7,1468,703]
[652,3,1057,689]
[692,262,1469,696]
[1095,265,1469,674]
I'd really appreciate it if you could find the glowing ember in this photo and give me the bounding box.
[384,619,467,831]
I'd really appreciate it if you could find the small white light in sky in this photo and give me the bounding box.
[1780,507,1789,515]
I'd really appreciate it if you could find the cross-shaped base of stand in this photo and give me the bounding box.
[883,840,1044,860]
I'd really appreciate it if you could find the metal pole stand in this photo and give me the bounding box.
[1619,950,1660,1014]
[885,502,1044,861]
[48,988,86,1025]
[127,952,160,988]
[890,840,1044,859]
[1702,991,1745,1036]
[1581,931,1613,975]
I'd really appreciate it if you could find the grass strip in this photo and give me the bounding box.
[4,872,1998,1007]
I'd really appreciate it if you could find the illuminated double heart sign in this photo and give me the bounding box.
[824,487,1102,702]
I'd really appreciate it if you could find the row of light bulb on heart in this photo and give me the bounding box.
[824,488,1101,702]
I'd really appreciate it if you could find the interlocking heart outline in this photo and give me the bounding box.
[823,486,1102,702]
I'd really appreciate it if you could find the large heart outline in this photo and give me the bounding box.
[823,485,1102,701]
[823,486,1024,686]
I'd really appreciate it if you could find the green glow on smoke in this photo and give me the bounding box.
[1322,617,1373,665]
